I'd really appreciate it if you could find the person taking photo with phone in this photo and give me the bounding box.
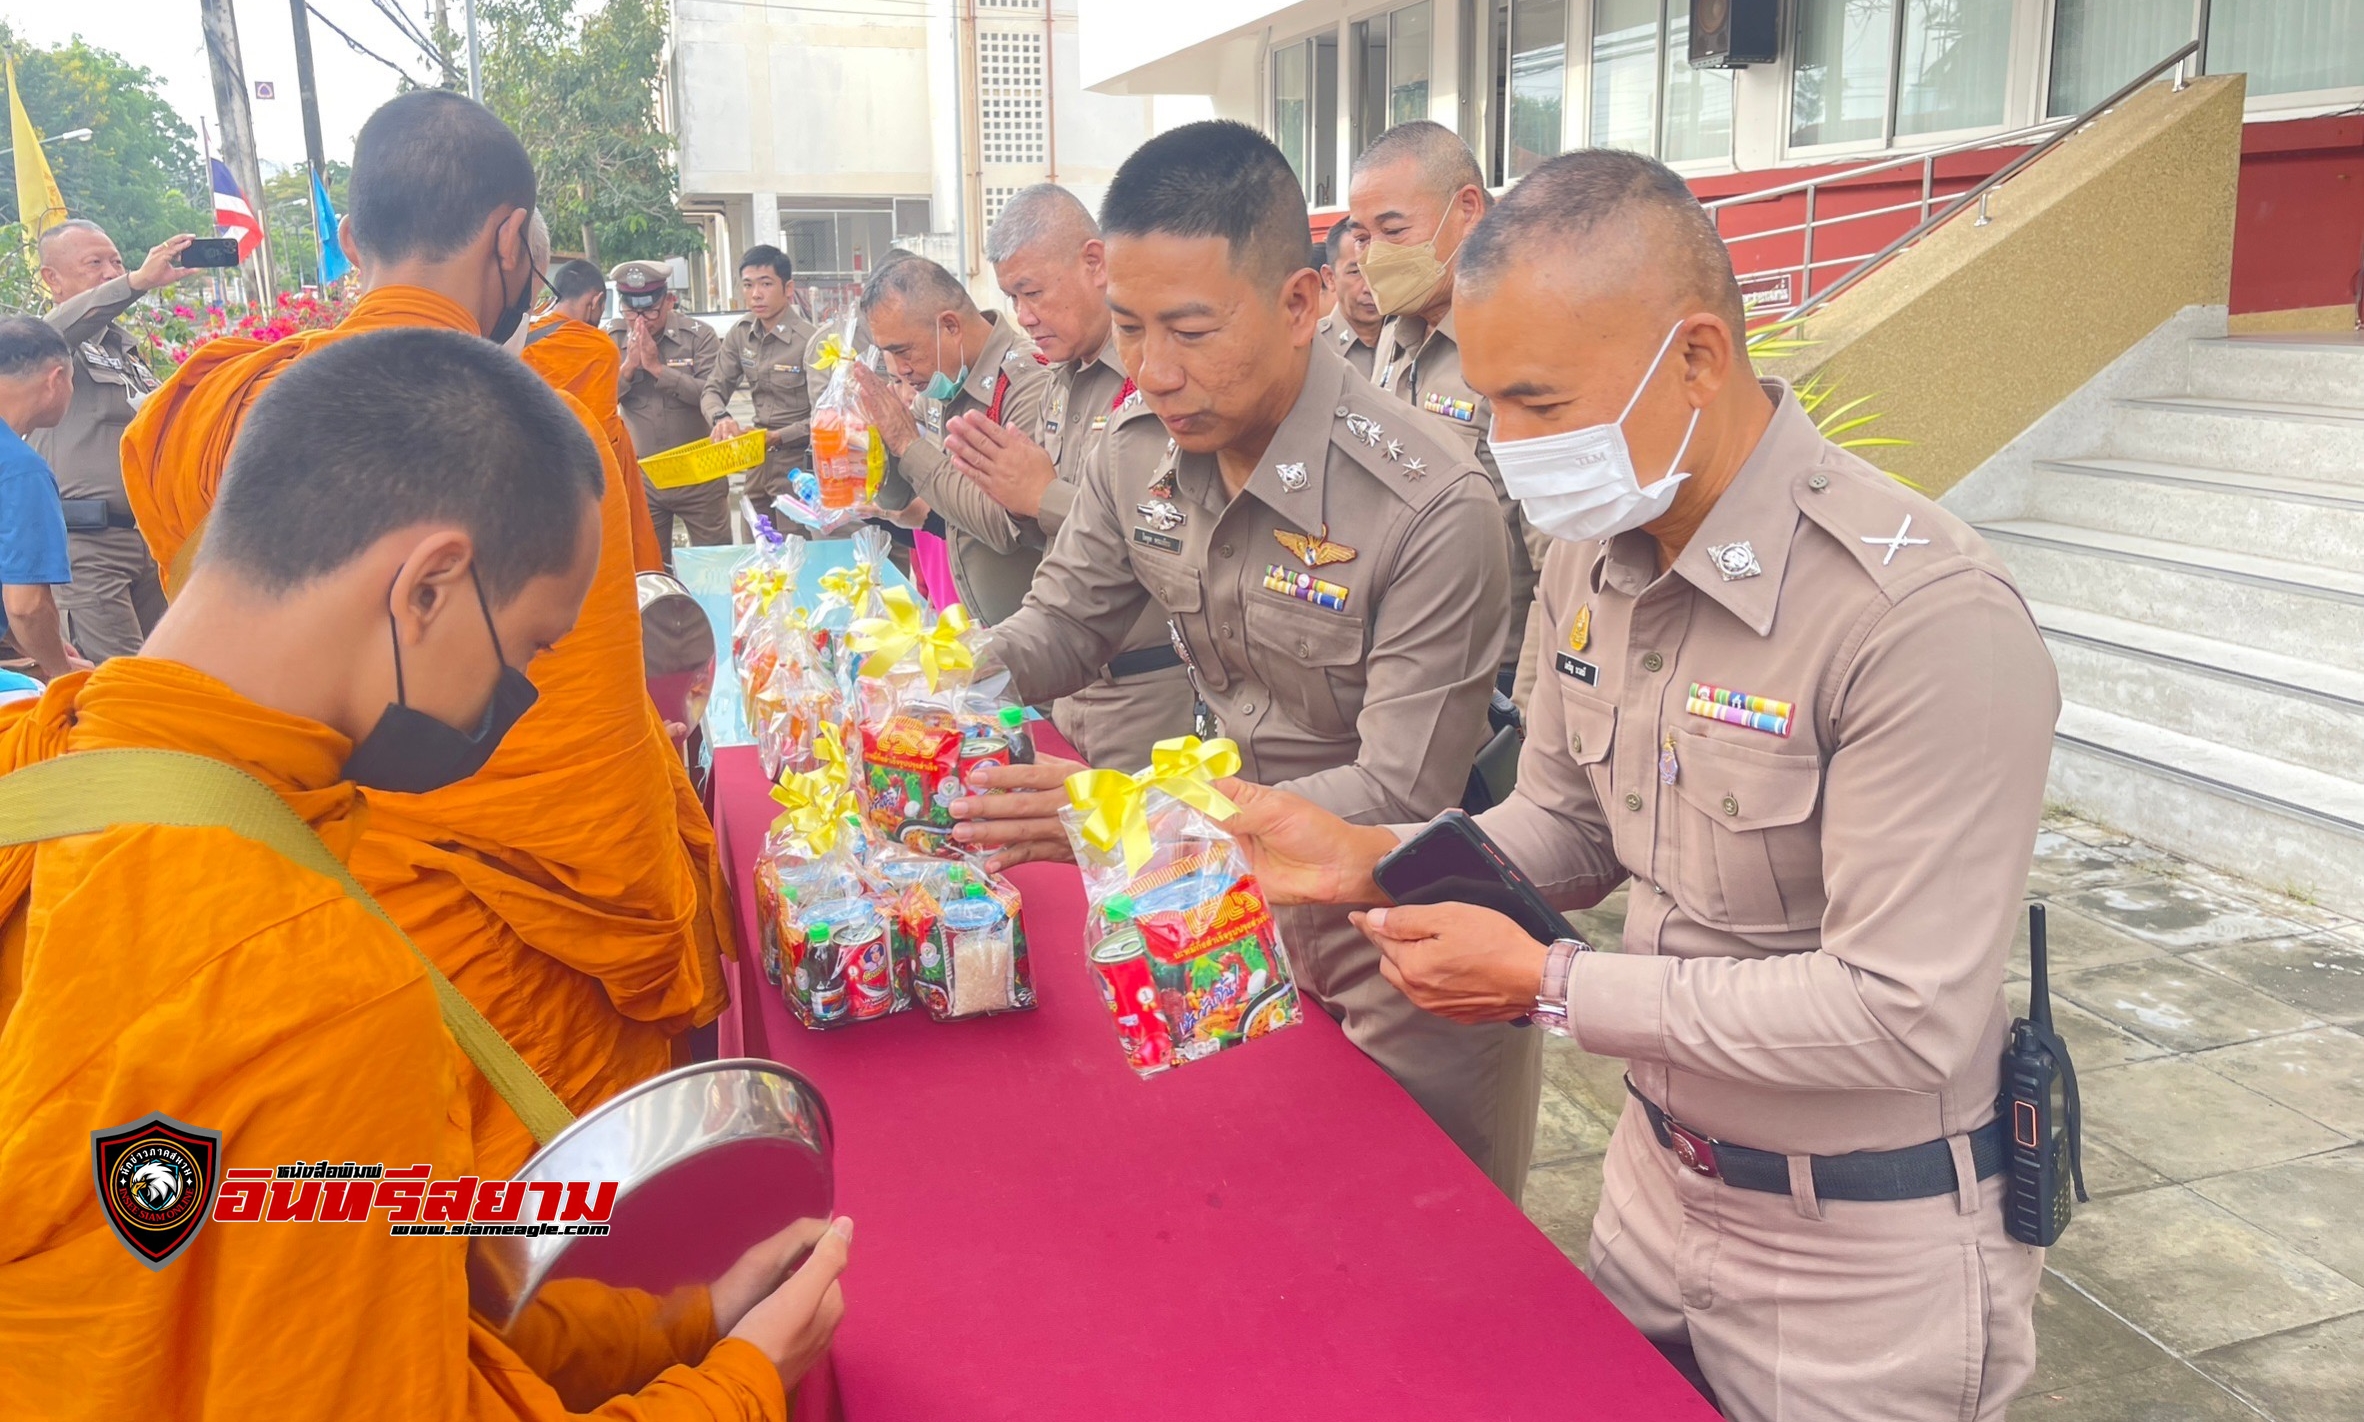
[1206,149,2060,1422]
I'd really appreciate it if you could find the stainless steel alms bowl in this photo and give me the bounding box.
[467,1059,834,1330]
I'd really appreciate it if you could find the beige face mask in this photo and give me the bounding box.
[1360,206,1465,318]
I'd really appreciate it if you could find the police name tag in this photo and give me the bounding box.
[1133,528,1183,554]
[1555,652,1599,686]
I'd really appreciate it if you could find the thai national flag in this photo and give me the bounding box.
[211,158,263,260]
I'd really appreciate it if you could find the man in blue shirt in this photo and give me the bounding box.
[0,317,82,680]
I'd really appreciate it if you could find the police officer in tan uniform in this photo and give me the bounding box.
[609,259,728,548]
[703,244,820,524]
[1351,122,1545,702]
[853,255,1053,622]
[947,122,1538,1198]
[1214,151,2056,1421]
[927,183,1197,773]
[29,221,191,659]
[1315,218,1382,379]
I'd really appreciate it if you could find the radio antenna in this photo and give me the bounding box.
[2029,903,2053,1033]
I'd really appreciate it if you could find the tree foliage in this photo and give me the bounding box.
[262,159,351,290]
[0,26,208,254]
[477,0,700,268]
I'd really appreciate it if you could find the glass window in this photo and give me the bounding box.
[1589,0,1731,162]
[1505,0,1568,180]
[1391,3,1433,126]
[1353,17,1389,156]
[1895,0,2012,136]
[783,215,838,276]
[1274,41,1311,193]
[2208,0,2364,99]
[1591,0,1659,152]
[1792,0,2012,148]
[2048,0,2193,116]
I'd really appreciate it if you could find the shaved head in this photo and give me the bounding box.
[1353,120,1488,204]
[985,184,1098,264]
[1101,120,1309,293]
[347,90,537,263]
[1461,148,1743,336]
[35,218,106,265]
[859,254,974,323]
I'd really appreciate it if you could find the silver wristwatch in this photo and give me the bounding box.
[1529,937,1589,1038]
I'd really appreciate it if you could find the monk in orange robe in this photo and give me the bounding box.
[0,328,847,1417]
[119,91,731,1176]
[525,238,664,573]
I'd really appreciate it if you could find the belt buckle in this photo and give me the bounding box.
[1666,1120,1720,1178]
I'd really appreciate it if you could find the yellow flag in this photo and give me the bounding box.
[8,56,68,243]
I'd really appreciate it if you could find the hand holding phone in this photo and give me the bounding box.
[179,237,243,269]
[1372,810,1571,946]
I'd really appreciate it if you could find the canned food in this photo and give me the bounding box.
[1091,927,1173,1075]
[826,901,891,1020]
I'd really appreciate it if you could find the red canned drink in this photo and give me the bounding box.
[1090,927,1173,1075]
[820,898,892,1020]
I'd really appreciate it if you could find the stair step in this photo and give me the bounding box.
[1978,520,2364,673]
[2030,602,2364,779]
[2028,458,2364,564]
[2189,335,2364,408]
[2048,705,2364,913]
[2108,396,2364,482]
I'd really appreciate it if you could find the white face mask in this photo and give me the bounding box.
[1492,320,1699,545]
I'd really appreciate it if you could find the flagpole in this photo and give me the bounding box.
[200,118,226,309]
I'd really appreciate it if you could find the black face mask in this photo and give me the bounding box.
[488,256,546,345]
[343,568,540,795]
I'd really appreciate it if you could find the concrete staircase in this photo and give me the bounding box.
[1973,332,2364,912]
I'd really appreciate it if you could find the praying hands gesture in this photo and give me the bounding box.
[851,364,923,459]
[946,410,1058,519]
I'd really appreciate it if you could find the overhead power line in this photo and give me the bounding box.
[306,2,431,84]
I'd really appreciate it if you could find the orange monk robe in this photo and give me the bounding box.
[120,286,734,1176]
[525,312,665,573]
[0,659,783,1421]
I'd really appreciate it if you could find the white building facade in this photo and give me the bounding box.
[1077,0,2364,209]
[665,0,1167,312]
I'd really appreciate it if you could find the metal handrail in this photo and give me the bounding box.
[1728,40,2201,326]
[1703,116,2077,214]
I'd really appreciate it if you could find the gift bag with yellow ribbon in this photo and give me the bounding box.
[872,847,1037,1022]
[1057,737,1303,1077]
[769,313,876,536]
[847,588,1036,858]
[809,525,894,679]
[753,724,898,1027]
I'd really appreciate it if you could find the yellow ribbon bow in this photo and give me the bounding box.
[770,724,858,855]
[1064,735,1243,873]
[811,333,853,371]
[849,588,974,689]
[817,562,875,613]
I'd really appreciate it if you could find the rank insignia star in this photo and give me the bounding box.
[1276,461,1309,492]
[1707,541,1762,582]
[1275,523,1357,568]
[1382,438,1406,462]
[1400,455,1426,478]
[1344,413,1384,448]
[1136,498,1185,531]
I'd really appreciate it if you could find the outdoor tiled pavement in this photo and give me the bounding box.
[1521,811,2364,1421]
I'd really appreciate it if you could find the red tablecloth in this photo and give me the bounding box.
[709,740,1712,1421]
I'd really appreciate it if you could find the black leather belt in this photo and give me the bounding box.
[1627,1079,2008,1202]
[1104,644,1184,679]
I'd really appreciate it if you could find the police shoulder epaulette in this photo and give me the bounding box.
[1332,397,1457,508]
[1792,452,1974,589]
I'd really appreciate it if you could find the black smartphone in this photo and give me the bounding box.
[1372,809,1571,946]
[180,237,243,268]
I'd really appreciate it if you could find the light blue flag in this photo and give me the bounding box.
[310,167,351,285]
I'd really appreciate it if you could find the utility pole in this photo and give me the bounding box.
[466,0,483,102]
[287,0,329,285]
[198,0,275,297]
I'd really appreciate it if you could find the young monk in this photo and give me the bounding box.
[121,90,732,1177]
[523,218,664,573]
[0,328,846,1417]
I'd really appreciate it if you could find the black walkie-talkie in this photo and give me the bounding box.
[2003,904,2089,1246]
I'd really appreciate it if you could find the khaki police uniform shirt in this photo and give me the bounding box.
[1034,330,1131,540]
[1475,384,2059,1158]
[611,312,721,457]
[986,336,1507,820]
[1376,308,1541,677]
[871,311,1053,623]
[701,309,822,474]
[30,276,157,514]
[1318,312,1379,380]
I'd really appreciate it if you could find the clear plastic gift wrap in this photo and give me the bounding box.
[752,726,886,1029]
[848,590,1030,858]
[1059,738,1302,1077]
[872,850,1035,1020]
[772,315,881,536]
[809,526,893,682]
